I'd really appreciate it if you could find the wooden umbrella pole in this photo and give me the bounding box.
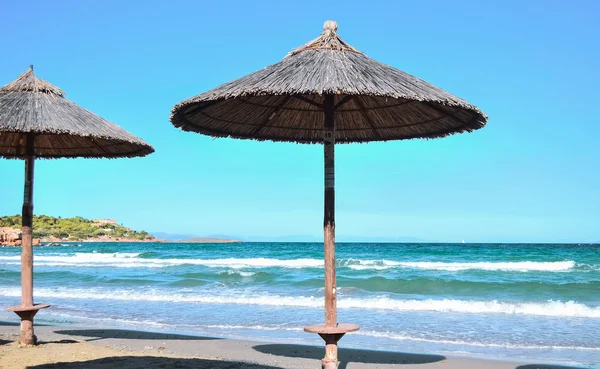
[322,94,340,369]
[306,94,359,368]
[323,94,336,328]
[10,133,45,345]
[21,133,35,308]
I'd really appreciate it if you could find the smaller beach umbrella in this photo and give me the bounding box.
[171,21,486,368]
[0,66,154,345]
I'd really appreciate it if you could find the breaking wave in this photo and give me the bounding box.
[2,287,598,318]
[0,254,577,272]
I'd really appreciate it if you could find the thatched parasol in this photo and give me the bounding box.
[0,66,154,345]
[171,21,487,368]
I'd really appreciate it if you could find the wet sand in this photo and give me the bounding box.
[0,322,587,369]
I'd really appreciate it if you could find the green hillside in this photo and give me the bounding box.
[0,215,154,241]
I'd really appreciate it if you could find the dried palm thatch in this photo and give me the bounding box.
[171,21,487,143]
[0,66,154,159]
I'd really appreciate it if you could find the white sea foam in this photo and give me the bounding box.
[0,254,323,269]
[201,324,303,332]
[199,324,600,350]
[2,287,598,318]
[29,312,600,352]
[346,259,576,272]
[0,254,577,272]
[355,330,600,351]
[198,325,596,349]
[339,297,600,317]
[39,312,172,328]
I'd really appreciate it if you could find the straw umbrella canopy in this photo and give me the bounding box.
[171,21,487,368]
[0,66,154,345]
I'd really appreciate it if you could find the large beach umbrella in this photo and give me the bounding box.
[0,66,154,345]
[170,21,487,368]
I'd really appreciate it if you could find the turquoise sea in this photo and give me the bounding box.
[1,242,599,367]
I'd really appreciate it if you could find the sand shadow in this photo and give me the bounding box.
[39,339,80,344]
[29,356,286,369]
[253,343,445,368]
[0,338,78,346]
[516,365,588,369]
[55,329,221,342]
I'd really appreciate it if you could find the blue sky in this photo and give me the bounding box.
[1,0,598,243]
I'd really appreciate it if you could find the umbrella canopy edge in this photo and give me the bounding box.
[0,67,154,159]
[170,22,487,144]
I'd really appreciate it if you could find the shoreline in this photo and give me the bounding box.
[0,322,589,369]
[0,238,246,246]
[0,239,164,247]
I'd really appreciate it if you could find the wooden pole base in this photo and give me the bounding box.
[304,323,360,369]
[18,313,36,345]
[6,304,50,346]
[321,358,338,369]
[15,310,38,345]
[320,333,344,369]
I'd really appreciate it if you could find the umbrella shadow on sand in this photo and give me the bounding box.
[253,343,445,369]
[28,356,285,369]
[55,329,221,342]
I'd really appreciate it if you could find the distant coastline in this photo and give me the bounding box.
[0,215,242,246]
[0,215,158,246]
[174,238,241,243]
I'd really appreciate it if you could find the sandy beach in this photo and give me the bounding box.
[0,322,587,369]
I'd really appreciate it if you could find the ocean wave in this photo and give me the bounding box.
[138,252,159,259]
[344,259,576,272]
[181,270,270,279]
[355,330,600,350]
[331,276,600,297]
[28,312,600,352]
[196,324,600,350]
[168,279,208,287]
[2,287,598,318]
[201,324,303,332]
[0,254,579,272]
[28,312,600,355]
[0,254,322,269]
[228,271,256,277]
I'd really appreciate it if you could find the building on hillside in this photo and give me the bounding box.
[92,219,117,226]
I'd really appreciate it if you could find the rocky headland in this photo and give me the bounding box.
[0,215,162,246]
